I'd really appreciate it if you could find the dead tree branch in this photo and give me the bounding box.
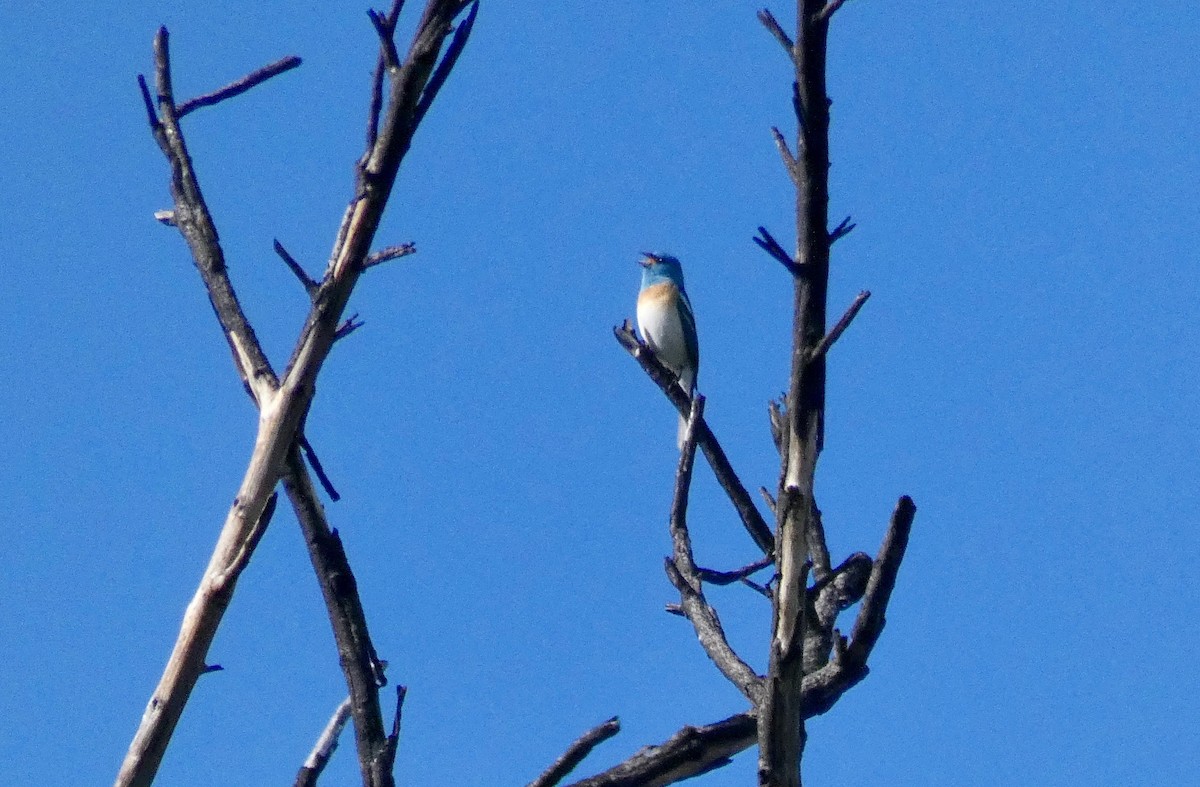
[294,696,353,787]
[756,2,914,785]
[177,55,303,117]
[614,322,774,554]
[529,718,622,787]
[665,397,764,703]
[807,290,869,364]
[562,502,892,785]
[117,4,477,785]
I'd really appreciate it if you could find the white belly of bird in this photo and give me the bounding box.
[637,299,692,390]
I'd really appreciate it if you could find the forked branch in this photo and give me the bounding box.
[614,322,774,554]
[117,4,477,786]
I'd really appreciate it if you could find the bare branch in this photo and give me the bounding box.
[529,717,621,787]
[569,713,756,787]
[697,554,774,586]
[847,496,916,664]
[275,239,319,298]
[753,225,798,274]
[136,74,159,128]
[759,486,777,516]
[294,696,352,787]
[804,552,871,672]
[761,0,842,780]
[364,242,417,268]
[414,0,479,127]
[757,8,794,56]
[284,449,393,784]
[571,633,910,787]
[662,398,763,702]
[807,290,870,365]
[771,126,801,188]
[119,4,477,784]
[177,55,302,118]
[814,0,850,25]
[367,9,402,69]
[298,434,340,502]
[828,214,856,244]
[615,322,774,554]
[362,2,407,157]
[334,314,365,342]
[666,560,765,703]
[768,397,785,455]
[380,685,409,777]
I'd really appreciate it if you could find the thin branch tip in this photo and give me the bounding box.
[177,54,303,118]
[829,215,857,243]
[808,290,871,363]
[753,226,798,274]
[758,8,795,56]
[274,239,319,297]
[363,242,417,268]
[529,716,622,787]
[816,0,851,24]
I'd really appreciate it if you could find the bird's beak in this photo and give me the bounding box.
[639,252,658,267]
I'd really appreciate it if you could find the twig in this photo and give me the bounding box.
[759,486,777,515]
[828,215,856,244]
[528,717,621,787]
[768,397,785,455]
[771,126,801,188]
[363,242,417,268]
[298,435,341,502]
[741,576,774,600]
[367,9,402,69]
[413,0,479,127]
[334,314,365,342]
[380,685,408,776]
[807,290,870,365]
[275,239,319,298]
[753,226,798,274]
[177,55,302,117]
[137,74,159,128]
[814,0,850,25]
[295,696,353,787]
[757,8,794,56]
[615,323,774,554]
[697,554,775,586]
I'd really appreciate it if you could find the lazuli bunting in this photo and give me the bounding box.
[636,252,700,448]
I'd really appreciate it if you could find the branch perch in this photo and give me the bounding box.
[615,322,774,554]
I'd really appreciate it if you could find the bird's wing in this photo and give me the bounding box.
[677,289,699,385]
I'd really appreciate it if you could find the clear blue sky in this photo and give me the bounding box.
[2,2,1197,785]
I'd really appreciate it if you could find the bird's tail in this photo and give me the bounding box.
[677,412,689,450]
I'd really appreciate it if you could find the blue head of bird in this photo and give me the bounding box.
[639,252,687,292]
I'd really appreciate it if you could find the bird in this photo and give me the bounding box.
[636,252,700,449]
